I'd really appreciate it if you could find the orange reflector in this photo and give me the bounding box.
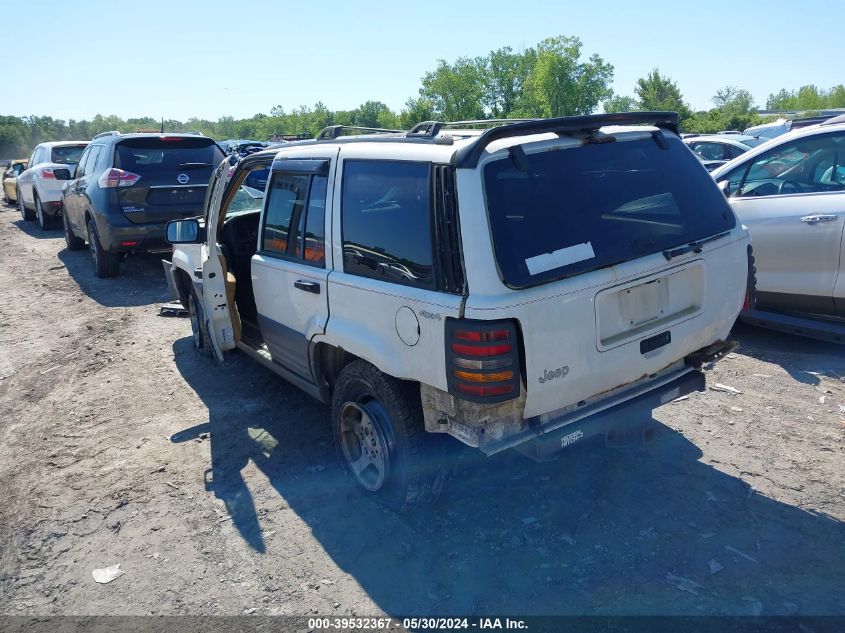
[453,369,514,383]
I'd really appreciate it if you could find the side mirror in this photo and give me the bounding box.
[717,179,731,198]
[53,168,72,181]
[166,218,204,244]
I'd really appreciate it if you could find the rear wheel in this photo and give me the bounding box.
[35,195,55,230]
[188,286,212,356]
[332,360,450,512]
[63,211,85,250]
[19,189,35,221]
[2,187,9,204]
[86,219,120,278]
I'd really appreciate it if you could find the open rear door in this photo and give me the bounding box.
[201,161,238,361]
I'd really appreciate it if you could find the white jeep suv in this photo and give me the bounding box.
[166,113,752,510]
[17,140,88,229]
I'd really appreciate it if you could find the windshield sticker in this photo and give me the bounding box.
[525,241,595,275]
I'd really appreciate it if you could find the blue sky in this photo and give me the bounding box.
[4,0,841,121]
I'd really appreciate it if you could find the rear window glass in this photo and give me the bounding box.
[51,145,86,164]
[115,137,222,173]
[484,135,736,288]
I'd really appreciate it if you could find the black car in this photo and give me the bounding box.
[57,132,224,277]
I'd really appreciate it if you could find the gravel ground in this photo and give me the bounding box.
[0,199,843,617]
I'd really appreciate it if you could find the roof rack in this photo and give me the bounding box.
[315,125,403,140]
[406,118,537,138]
[92,130,121,139]
[453,111,680,168]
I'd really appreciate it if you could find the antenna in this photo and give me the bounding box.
[160,117,164,134]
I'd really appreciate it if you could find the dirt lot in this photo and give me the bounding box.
[0,198,843,617]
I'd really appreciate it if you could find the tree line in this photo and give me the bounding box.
[2,34,843,157]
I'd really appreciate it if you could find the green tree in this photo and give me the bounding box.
[419,56,487,121]
[399,97,435,129]
[519,36,613,117]
[634,68,690,119]
[484,46,535,117]
[603,94,639,113]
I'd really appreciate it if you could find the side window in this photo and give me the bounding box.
[74,147,91,178]
[83,146,102,177]
[692,142,728,161]
[300,176,327,266]
[341,160,434,289]
[261,173,309,256]
[29,148,41,167]
[736,134,845,197]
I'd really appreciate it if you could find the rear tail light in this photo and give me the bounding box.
[40,168,56,179]
[98,168,141,188]
[446,318,521,403]
[743,245,756,311]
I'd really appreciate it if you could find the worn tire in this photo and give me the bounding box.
[86,219,120,278]
[63,211,85,250]
[35,195,55,230]
[331,360,450,512]
[188,286,213,357]
[19,189,35,221]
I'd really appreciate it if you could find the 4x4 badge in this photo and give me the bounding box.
[177,173,190,184]
[539,366,569,384]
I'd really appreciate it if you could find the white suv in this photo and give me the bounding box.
[712,115,845,342]
[17,140,88,229]
[166,113,751,510]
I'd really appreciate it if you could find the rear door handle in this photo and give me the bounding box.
[800,214,837,224]
[294,280,320,294]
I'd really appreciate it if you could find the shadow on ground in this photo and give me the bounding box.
[731,322,845,386]
[170,337,845,616]
[57,247,171,308]
[10,217,61,240]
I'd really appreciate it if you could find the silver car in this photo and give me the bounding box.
[711,119,845,342]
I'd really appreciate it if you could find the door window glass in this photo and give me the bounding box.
[74,148,91,178]
[262,174,309,256]
[83,146,102,177]
[737,134,845,197]
[300,175,327,266]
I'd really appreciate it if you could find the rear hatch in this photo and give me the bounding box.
[40,144,87,199]
[114,137,223,224]
[470,129,747,419]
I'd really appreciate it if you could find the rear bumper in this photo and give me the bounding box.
[480,368,705,458]
[740,308,845,344]
[94,212,169,253]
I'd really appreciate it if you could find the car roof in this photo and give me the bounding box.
[710,121,845,179]
[37,140,89,148]
[211,115,680,171]
[684,134,758,146]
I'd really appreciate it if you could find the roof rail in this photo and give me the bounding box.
[92,130,121,139]
[406,118,538,138]
[315,125,403,140]
[452,111,680,168]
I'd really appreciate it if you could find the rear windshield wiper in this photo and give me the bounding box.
[663,232,729,261]
[178,162,212,169]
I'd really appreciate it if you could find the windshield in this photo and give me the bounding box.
[51,145,86,164]
[483,134,737,288]
[226,185,265,218]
